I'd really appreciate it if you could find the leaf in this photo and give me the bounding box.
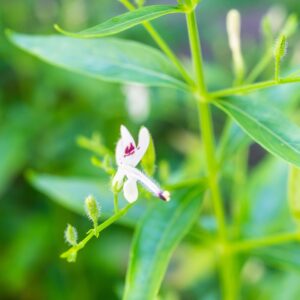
[141,134,156,176]
[27,172,145,226]
[7,32,188,90]
[215,96,300,167]
[55,5,182,38]
[253,244,300,272]
[288,166,300,221]
[123,182,206,300]
[242,158,292,236]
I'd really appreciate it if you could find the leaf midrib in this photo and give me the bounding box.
[80,6,180,37]
[218,100,300,155]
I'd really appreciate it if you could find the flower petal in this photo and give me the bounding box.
[130,126,150,166]
[121,164,170,201]
[115,139,125,166]
[112,168,125,190]
[123,177,138,203]
[121,125,136,148]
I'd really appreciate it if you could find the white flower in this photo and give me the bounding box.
[112,125,170,203]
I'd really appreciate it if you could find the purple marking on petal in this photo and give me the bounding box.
[124,143,135,157]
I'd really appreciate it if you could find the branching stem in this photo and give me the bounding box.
[119,0,194,86]
[185,5,235,300]
[61,203,134,260]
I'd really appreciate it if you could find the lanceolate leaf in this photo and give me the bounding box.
[27,172,145,226]
[55,5,182,38]
[215,97,300,167]
[8,33,188,90]
[123,183,206,300]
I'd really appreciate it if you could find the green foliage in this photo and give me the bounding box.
[288,166,300,223]
[124,183,206,300]
[8,32,188,90]
[141,134,156,176]
[27,172,145,226]
[55,5,182,38]
[3,0,300,299]
[215,97,300,167]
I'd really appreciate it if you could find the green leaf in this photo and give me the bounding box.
[242,158,292,236]
[7,32,188,90]
[27,172,145,226]
[215,96,300,167]
[141,134,156,176]
[55,5,182,38]
[253,244,300,272]
[288,165,300,222]
[123,182,206,300]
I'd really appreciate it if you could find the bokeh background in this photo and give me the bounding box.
[1,0,300,299]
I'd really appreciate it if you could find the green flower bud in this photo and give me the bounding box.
[64,224,78,246]
[274,34,287,61]
[85,195,101,225]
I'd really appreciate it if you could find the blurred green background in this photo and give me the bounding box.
[1,0,300,299]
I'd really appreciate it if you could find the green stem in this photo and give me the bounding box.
[114,193,119,213]
[61,203,134,259]
[210,76,300,99]
[185,8,206,96]
[119,0,194,86]
[186,7,234,300]
[274,59,280,82]
[231,231,300,253]
[245,48,272,84]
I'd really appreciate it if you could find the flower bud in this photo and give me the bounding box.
[226,9,245,82]
[85,195,101,225]
[274,34,287,61]
[64,224,78,246]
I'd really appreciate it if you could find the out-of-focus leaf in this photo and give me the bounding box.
[0,126,28,196]
[0,216,49,292]
[253,244,300,272]
[141,134,156,176]
[123,182,206,300]
[55,5,182,38]
[288,166,300,222]
[8,33,188,90]
[27,172,145,226]
[216,96,300,167]
[242,158,292,236]
[217,121,250,166]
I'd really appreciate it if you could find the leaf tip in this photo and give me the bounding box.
[54,24,77,38]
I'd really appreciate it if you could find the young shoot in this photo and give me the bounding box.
[274,34,287,81]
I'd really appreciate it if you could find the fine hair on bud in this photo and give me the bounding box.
[274,35,288,61]
[64,224,78,246]
[85,194,101,223]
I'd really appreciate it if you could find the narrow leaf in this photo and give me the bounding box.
[123,183,206,300]
[55,5,182,38]
[27,172,145,226]
[8,32,188,90]
[215,97,300,167]
[288,165,300,222]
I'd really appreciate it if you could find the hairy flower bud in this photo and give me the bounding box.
[274,34,287,61]
[85,195,101,225]
[64,224,78,246]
